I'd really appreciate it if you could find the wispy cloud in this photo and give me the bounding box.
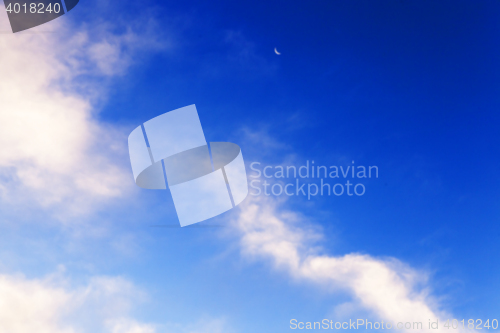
[0,6,162,219]
[232,197,467,332]
[0,270,155,333]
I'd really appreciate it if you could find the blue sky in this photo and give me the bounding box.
[0,0,499,332]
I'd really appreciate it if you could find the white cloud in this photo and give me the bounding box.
[0,269,234,333]
[0,272,155,333]
[0,5,161,218]
[105,318,155,333]
[233,197,467,332]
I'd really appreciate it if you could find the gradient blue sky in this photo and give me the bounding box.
[1,0,499,332]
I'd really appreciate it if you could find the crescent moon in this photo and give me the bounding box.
[274,48,281,55]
